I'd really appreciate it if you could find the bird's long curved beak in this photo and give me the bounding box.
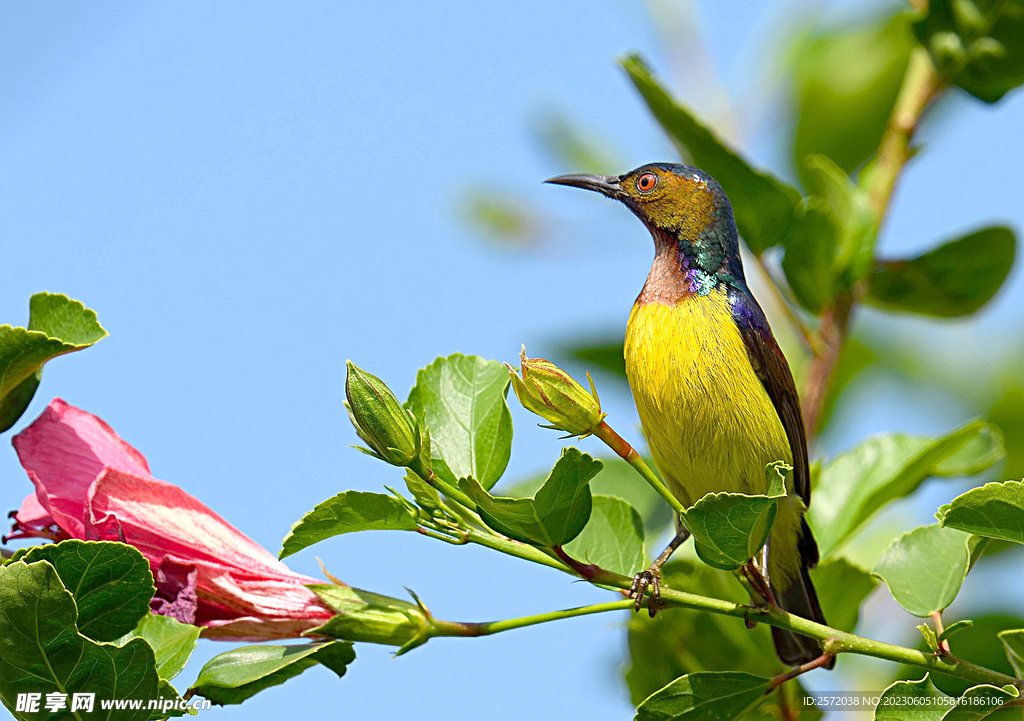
[544,174,622,198]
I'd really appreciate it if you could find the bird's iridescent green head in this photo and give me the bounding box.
[546,163,744,282]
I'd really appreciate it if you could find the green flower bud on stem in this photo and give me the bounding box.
[306,585,434,654]
[345,360,420,466]
[506,345,606,438]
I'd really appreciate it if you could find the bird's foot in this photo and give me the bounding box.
[629,566,663,617]
[741,561,778,610]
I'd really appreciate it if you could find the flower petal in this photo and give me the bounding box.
[87,468,300,577]
[12,399,152,537]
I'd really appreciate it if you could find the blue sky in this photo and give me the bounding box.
[2,1,1023,719]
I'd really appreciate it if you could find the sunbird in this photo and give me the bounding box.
[548,163,831,668]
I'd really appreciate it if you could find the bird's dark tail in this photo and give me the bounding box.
[770,518,836,669]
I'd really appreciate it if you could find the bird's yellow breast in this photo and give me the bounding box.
[624,289,792,507]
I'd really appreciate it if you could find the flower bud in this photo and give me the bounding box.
[929,32,967,74]
[307,584,432,653]
[345,361,419,466]
[506,346,606,438]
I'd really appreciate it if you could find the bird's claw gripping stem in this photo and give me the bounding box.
[630,567,663,617]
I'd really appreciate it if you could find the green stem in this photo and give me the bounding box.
[441,541,1021,689]
[432,599,636,637]
[865,46,946,224]
[463,527,573,573]
[609,570,1023,689]
[408,458,479,512]
[593,420,687,516]
[425,568,1020,689]
[800,47,945,439]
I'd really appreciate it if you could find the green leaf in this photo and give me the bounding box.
[306,585,428,648]
[681,462,787,571]
[790,11,915,182]
[942,685,1017,721]
[20,540,155,642]
[940,620,975,644]
[0,561,160,721]
[781,199,842,312]
[803,154,878,281]
[151,680,190,719]
[122,613,201,681]
[404,469,446,513]
[867,227,1016,318]
[782,155,877,313]
[635,671,770,721]
[920,623,941,653]
[914,0,1024,103]
[279,491,419,559]
[620,54,801,254]
[810,557,878,633]
[0,292,107,432]
[875,676,945,721]
[406,353,513,490]
[937,480,1024,544]
[459,447,601,547]
[898,615,1024,698]
[873,525,975,617]
[997,629,1024,677]
[188,641,355,706]
[504,455,674,541]
[809,421,1004,557]
[564,495,647,576]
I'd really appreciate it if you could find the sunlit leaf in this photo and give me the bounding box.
[564,495,647,576]
[874,676,945,721]
[997,629,1024,677]
[872,525,975,617]
[407,354,513,490]
[280,491,419,559]
[937,480,1024,544]
[459,447,601,546]
[635,672,770,721]
[0,561,160,721]
[20,540,154,642]
[121,613,201,682]
[809,421,1004,557]
[188,642,355,706]
[504,455,673,540]
[0,293,107,432]
[682,462,787,571]
[942,684,1017,721]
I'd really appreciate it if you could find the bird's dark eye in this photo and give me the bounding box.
[636,172,657,193]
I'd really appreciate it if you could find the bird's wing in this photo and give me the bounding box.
[730,289,811,506]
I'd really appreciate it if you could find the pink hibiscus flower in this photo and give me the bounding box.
[5,399,334,641]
